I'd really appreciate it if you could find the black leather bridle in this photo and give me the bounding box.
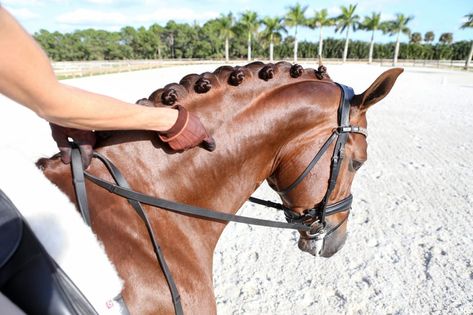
[274,83,368,251]
[70,82,367,315]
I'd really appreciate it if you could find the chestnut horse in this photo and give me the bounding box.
[38,62,402,314]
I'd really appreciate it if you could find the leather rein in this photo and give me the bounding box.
[70,83,366,315]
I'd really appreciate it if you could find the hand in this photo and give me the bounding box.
[49,123,96,167]
[158,105,216,152]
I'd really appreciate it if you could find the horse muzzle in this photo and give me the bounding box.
[298,220,348,257]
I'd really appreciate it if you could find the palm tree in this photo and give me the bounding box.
[360,12,381,64]
[216,13,235,62]
[284,3,308,62]
[261,16,287,62]
[335,4,360,63]
[240,11,259,61]
[424,31,435,43]
[410,32,422,44]
[307,9,335,59]
[439,32,453,44]
[384,13,413,66]
[461,12,473,70]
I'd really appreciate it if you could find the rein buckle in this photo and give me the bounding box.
[303,220,326,240]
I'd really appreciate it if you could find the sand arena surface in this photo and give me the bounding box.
[1,63,472,314]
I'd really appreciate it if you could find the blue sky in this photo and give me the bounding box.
[3,0,472,43]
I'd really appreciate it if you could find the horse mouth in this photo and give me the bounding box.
[297,232,347,257]
[298,237,323,256]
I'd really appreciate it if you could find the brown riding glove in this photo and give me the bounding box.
[49,123,96,168]
[159,105,216,152]
[50,105,214,166]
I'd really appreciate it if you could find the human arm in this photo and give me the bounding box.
[0,6,177,131]
[0,7,215,160]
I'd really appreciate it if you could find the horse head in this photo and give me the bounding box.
[265,67,403,257]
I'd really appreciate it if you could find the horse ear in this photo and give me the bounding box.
[351,68,403,111]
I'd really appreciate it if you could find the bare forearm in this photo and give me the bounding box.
[44,84,177,131]
[0,7,176,132]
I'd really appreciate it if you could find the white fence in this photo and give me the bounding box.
[52,59,470,78]
[52,59,229,78]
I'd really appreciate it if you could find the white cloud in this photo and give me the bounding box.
[380,13,396,21]
[327,6,341,16]
[85,0,115,4]
[142,0,171,5]
[355,0,405,17]
[2,0,42,5]
[8,8,39,19]
[135,8,219,23]
[56,9,129,26]
[55,6,218,28]
[459,16,470,26]
[83,0,139,4]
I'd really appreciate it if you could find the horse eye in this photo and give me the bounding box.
[350,160,364,172]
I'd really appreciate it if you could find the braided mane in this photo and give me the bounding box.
[94,61,332,144]
[142,61,331,108]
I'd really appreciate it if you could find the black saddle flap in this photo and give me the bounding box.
[0,190,23,269]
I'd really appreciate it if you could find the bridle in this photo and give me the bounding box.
[275,83,368,252]
[69,82,367,315]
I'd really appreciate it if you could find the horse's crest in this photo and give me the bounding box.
[146,61,332,109]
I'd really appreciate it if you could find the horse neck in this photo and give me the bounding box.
[87,72,336,260]
[131,79,330,241]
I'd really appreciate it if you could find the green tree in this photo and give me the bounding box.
[307,9,335,59]
[284,3,308,62]
[32,14,471,63]
[410,32,422,44]
[197,19,224,59]
[461,12,473,69]
[215,13,235,62]
[120,26,139,59]
[335,4,360,63]
[435,43,454,59]
[360,12,382,63]
[439,32,453,44]
[424,31,435,43]
[149,24,164,59]
[384,13,413,66]
[163,21,180,58]
[275,35,294,59]
[34,29,62,60]
[240,11,259,61]
[175,22,200,58]
[261,16,286,61]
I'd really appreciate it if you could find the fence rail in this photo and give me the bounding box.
[316,58,468,69]
[52,59,470,78]
[52,59,222,78]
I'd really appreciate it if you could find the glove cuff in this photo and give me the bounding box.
[158,105,189,142]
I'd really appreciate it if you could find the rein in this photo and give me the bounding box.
[70,82,366,315]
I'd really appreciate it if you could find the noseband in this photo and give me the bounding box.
[69,82,366,315]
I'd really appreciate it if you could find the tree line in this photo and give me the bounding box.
[33,5,473,69]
